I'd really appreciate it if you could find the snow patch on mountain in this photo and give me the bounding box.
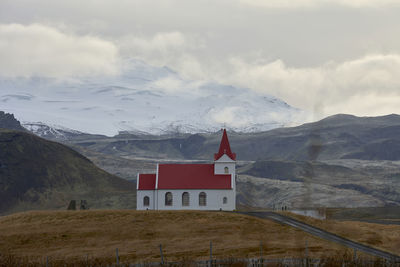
[1,59,308,136]
[23,122,85,140]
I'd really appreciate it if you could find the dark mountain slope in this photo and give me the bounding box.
[65,114,400,161]
[0,129,136,215]
[230,114,400,161]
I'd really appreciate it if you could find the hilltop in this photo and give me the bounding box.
[0,129,136,215]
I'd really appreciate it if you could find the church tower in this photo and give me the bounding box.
[214,129,236,178]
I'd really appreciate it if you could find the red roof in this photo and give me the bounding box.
[157,164,231,189]
[138,174,156,190]
[214,129,236,161]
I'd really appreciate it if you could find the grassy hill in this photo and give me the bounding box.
[0,129,136,215]
[0,210,355,265]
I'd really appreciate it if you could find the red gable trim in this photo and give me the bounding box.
[138,174,156,190]
[214,129,236,161]
[157,164,231,189]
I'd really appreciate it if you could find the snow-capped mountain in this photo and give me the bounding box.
[22,122,85,140]
[0,59,307,136]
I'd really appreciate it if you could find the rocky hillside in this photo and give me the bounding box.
[0,129,136,215]
[237,159,400,208]
[0,111,26,132]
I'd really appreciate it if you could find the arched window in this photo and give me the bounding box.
[182,192,190,206]
[223,197,227,204]
[224,167,229,174]
[143,196,150,206]
[165,192,173,206]
[199,192,207,206]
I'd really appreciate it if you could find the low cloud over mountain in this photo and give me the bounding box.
[0,59,305,136]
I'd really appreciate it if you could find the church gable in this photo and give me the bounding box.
[215,154,236,163]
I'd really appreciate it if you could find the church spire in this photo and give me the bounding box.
[214,129,236,161]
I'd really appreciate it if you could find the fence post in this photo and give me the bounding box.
[260,241,263,266]
[209,241,213,267]
[116,248,119,266]
[353,248,357,262]
[159,244,164,265]
[305,240,309,267]
[46,256,49,267]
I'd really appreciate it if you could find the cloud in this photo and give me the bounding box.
[119,32,186,57]
[0,23,119,78]
[211,106,247,127]
[216,54,400,118]
[117,32,206,79]
[240,0,400,8]
[0,20,399,121]
[114,30,400,119]
[150,76,186,94]
[118,32,189,64]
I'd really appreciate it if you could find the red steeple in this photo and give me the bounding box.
[214,129,236,161]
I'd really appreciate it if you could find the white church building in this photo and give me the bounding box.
[136,129,236,210]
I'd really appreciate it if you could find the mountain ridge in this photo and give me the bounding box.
[41,113,400,162]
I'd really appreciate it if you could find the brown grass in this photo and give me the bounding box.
[283,211,400,256]
[0,210,353,265]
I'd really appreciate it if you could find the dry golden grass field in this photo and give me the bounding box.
[0,210,361,265]
[283,212,400,256]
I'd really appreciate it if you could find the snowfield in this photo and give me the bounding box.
[1,59,307,136]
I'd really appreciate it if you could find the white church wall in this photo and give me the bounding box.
[137,166,237,211]
[214,162,236,175]
[214,155,236,176]
[154,188,235,211]
[137,190,155,210]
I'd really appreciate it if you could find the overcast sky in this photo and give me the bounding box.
[1,0,400,119]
